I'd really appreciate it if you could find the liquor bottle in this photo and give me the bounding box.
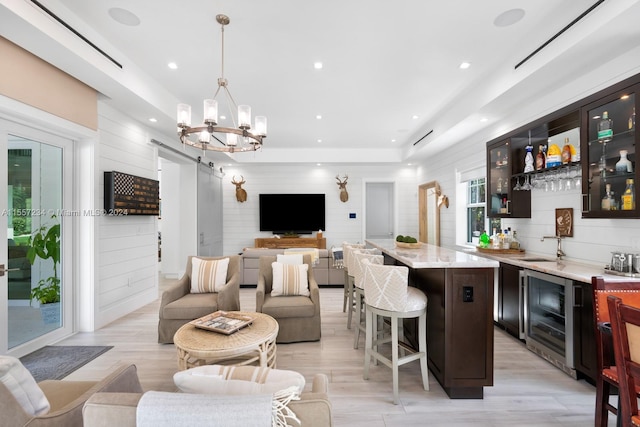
[535,145,546,170]
[601,183,614,210]
[561,138,572,164]
[629,107,636,130]
[616,150,633,174]
[621,178,636,210]
[598,111,613,144]
[510,230,520,250]
[524,145,534,173]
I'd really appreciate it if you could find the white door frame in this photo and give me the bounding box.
[0,95,96,356]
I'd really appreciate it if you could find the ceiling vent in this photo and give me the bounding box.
[515,0,605,70]
[30,0,122,69]
[413,129,433,146]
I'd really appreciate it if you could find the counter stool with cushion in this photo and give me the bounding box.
[342,242,364,328]
[607,295,640,427]
[362,259,429,405]
[352,251,384,349]
[592,276,640,427]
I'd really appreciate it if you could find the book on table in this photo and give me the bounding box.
[190,311,255,335]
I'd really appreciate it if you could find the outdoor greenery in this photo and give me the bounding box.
[27,218,60,305]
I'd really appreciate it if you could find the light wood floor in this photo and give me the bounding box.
[58,278,615,426]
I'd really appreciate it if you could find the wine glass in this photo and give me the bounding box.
[513,176,522,191]
[522,174,532,191]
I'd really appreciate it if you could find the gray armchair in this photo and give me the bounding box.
[158,255,241,343]
[0,363,142,427]
[256,255,321,343]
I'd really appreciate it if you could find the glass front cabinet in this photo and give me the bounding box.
[487,139,531,218]
[581,83,638,218]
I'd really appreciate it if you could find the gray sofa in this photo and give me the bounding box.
[242,248,344,286]
[82,373,333,427]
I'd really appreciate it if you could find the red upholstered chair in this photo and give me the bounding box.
[607,295,640,427]
[592,276,640,427]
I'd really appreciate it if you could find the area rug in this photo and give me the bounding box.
[20,345,113,382]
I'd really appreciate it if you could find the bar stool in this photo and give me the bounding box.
[352,251,383,349]
[362,259,429,404]
[342,242,364,327]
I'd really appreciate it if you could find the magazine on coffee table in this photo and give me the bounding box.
[190,311,255,335]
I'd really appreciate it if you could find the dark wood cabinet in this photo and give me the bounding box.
[497,262,524,339]
[408,267,494,398]
[581,80,639,218]
[573,281,597,382]
[487,139,531,218]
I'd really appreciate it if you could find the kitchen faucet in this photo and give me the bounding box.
[541,235,566,260]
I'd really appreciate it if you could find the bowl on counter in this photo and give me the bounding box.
[395,241,423,249]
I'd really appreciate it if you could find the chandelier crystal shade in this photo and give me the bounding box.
[177,14,266,153]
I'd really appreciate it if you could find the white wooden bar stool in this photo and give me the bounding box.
[352,251,383,349]
[362,259,429,404]
[342,242,364,327]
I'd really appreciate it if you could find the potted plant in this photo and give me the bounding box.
[26,217,61,324]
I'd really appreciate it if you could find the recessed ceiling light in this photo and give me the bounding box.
[314,62,323,69]
[149,118,157,123]
[317,139,322,143]
[108,8,141,26]
[493,8,525,27]
[391,139,396,143]
[459,62,471,69]
[480,117,488,122]
[317,163,321,166]
[316,115,322,120]
[168,62,178,70]
[412,115,419,120]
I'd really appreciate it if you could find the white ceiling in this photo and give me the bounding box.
[2,0,640,165]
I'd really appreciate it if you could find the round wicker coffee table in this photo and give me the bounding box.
[174,311,278,370]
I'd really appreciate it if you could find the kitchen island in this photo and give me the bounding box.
[365,239,499,399]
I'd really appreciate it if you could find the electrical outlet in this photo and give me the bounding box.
[463,286,473,302]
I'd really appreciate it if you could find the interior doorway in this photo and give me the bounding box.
[365,182,394,240]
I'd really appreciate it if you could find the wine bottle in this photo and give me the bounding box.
[621,179,636,210]
[535,145,546,170]
[561,138,572,164]
[598,111,613,144]
[601,183,614,210]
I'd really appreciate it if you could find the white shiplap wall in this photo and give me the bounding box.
[94,104,160,328]
[221,163,419,254]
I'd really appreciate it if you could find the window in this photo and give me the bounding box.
[466,178,486,244]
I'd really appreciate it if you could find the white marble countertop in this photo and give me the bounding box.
[365,239,499,269]
[464,247,640,284]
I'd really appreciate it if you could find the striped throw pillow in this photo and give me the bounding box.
[271,262,309,296]
[190,257,229,293]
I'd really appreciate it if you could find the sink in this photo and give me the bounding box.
[520,257,556,262]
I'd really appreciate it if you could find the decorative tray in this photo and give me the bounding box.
[476,246,525,254]
[603,267,640,278]
[190,311,255,335]
[395,242,423,249]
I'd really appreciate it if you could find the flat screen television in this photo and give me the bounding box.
[259,194,325,234]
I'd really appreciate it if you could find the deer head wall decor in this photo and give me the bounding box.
[336,174,349,202]
[231,175,247,203]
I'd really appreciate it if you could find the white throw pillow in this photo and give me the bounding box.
[276,254,303,265]
[173,365,305,395]
[271,262,310,297]
[0,355,50,416]
[191,257,230,293]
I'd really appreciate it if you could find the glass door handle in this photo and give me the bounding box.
[0,264,20,277]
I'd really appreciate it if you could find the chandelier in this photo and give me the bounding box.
[177,14,266,153]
